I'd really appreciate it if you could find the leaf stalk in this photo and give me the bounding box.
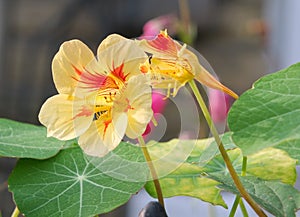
[188,80,266,217]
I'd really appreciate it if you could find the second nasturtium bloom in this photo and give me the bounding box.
[39,34,153,157]
[138,30,239,99]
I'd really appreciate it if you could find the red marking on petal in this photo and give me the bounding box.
[73,65,83,76]
[73,106,93,119]
[102,76,119,90]
[111,63,128,82]
[123,98,134,112]
[72,65,115,90]
[103,119,112,136]
[148,33,177,56]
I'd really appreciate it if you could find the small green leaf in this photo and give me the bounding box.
[205,148,297,185]
[211,175,300,217]
[9,143,146,217]
[0,118,65,159]
[228,63,300,157]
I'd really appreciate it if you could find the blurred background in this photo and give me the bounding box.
[0,0,299,216]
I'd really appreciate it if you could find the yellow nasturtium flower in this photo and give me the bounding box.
[138,30,238,99]
[39,34,153,157]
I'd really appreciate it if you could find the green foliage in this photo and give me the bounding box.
[3,63,300,216]
[145,133,297,213]
[0,118,65,159]
[228,63,300,159]
[212,175,300,217]
[9,144,146,217]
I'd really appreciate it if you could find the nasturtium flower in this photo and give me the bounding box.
[138,30,238,99]
[39,34,153,157]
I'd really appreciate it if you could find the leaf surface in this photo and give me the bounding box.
[0,118,65,159]
[228,63,300,157]
[9,143,146,217]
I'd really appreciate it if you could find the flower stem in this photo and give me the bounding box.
[138,136,165,208]
[188,80,266,217]
[11,207,19,217]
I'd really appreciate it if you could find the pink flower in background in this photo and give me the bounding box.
[208,88,232,123]
[140,14,178,39]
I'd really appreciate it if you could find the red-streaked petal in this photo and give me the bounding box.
[78,113,127,157]
[113,75,153,139]
[52,39,94,95]
[147,30,178,55]
[137,30,179,58]
[38,94,94,140]
[97,34,147,79]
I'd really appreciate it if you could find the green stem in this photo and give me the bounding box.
[188,80,266,217]
[239,156,249,217]
[239,199,249,217]
[138,136,165,208]
[229,157,249,217]
[11,207,19,217]
[229,196,241,217]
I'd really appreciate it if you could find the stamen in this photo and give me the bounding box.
[178,43,187,57]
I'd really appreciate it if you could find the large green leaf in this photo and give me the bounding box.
[211,175,300,217]
[0,118,66,159]
[145,136,297,209]
[228,63,300,157]
[9,143,146,217]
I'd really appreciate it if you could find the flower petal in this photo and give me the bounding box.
[194,64,239,99]
[137,30,179,57]
[52,39,94,95]
[113,75,153,139]
[38,94,94,140]
[97,34,147,78]
[78,113,127,157]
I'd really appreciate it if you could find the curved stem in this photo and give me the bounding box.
[11,207,19,217]
[188,80,266,217]
[138,136,165,208]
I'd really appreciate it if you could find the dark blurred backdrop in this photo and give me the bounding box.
[0,0,271,216]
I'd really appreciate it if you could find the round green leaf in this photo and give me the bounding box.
[8,145,145,217]
[0,118,65,159]
[228,63,300,157]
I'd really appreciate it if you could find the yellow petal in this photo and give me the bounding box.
[52,39,94,95]
[194,64,239,99]
[78,113,127,157]
[179,44,239,99]
[38,94,94,140]
[97,34,147,78]
[113,75,153,138]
